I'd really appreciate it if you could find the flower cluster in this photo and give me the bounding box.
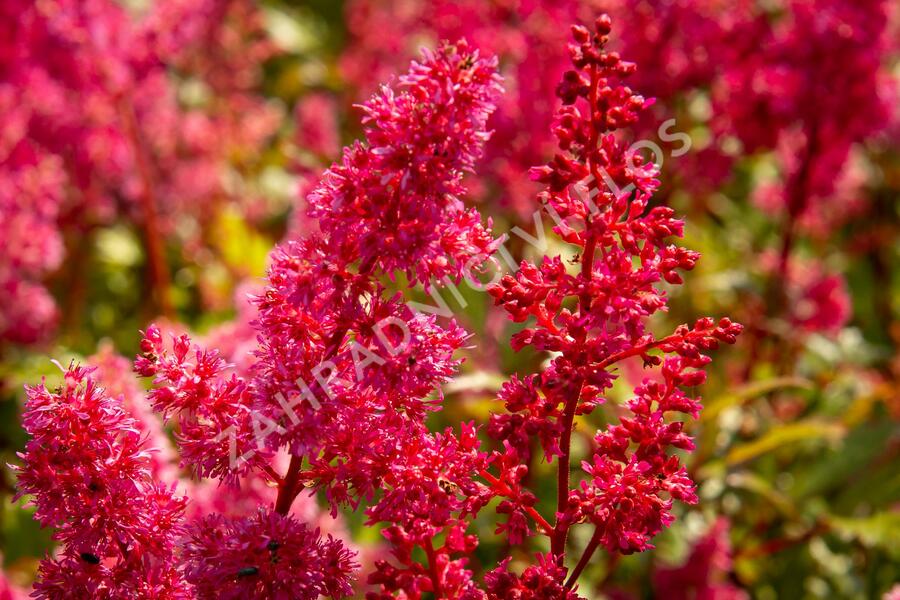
[341,0,592,217]
[483,15,741,587]
[244,41,506,597]
[135,324,269,483]
[184,509,356,600]
[308,41,502,285]
[15,13,744,599]
[13,364,189,598]
[131,40,502,597]
[14,358,355,598]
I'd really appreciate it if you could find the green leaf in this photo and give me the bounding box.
[829,513,900,559]
[726,420,845,466]
[702,376,814,423]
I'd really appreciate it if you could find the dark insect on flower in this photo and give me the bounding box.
[438,477,460,495]
[80,553,100,565]
[237,566,259,578]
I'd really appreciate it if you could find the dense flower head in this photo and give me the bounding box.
[308,40,503,286]
[243,43,503,532]
[366,423,489,544]
[184,509,357,600]
[364,423,490,598]
[251,237,472,463]
[13,363,188,598]
[483,554,583,600]
[341,0,591,217]
[136,324,271,483]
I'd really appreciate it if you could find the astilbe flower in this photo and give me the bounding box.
[308,41,502,285]
[184,509,356,600]
[131,41,504,598]
[135,324,272,483]
[93,339,348,550]
[244,42,506,597]
[15,354,353,597]
[19,15,744,597]
[341,0,597,218]
[13,364,189,599]
[484,16,741,589]
[483,554,582,600]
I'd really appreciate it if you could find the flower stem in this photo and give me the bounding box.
[119,97,173,318]
[274,454,304,515]
[273,323,350,514]
[480,470,553,534]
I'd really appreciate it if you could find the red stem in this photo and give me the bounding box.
[552,62,605,562]
[260,463,284,485]
[274,454,304,515]
[119,97,173,318]
[480,470,553,534]
[273,323,351,514]
[551,385,582,559]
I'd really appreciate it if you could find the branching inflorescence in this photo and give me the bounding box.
[15,15,740,599]
[483,16,741,589]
